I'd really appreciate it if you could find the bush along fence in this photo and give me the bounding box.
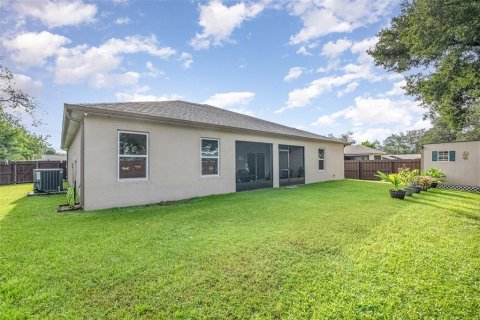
[0,161,67,185]
[344,159,421,180]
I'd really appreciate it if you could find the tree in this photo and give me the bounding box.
[0,61,50,160]
[382,129,425,154]
[0,112,50,161]
[361,140,381,150]
[419,118,457,145]
[1,60,40,125]
[369,0,480,136]
[338,131,356,144]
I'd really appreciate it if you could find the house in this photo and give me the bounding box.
[344,145,386,160]
[61,101,346,210]
[422,140,480,191]
[37,154,67,161]
[382,154,421,160]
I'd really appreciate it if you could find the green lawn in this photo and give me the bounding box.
[1,180,479,319]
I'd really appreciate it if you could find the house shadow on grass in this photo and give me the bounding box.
[408,193,480,223]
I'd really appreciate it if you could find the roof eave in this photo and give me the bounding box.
[64,104,346,144]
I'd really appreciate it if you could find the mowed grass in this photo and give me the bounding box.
[1,180,479,319]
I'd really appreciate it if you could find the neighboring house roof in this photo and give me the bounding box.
[344,145,386,156]
[382,154,421,160]
[61,100,345,149]
[37,154,67,161]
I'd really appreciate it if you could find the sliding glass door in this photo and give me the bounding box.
[236,141,273,191]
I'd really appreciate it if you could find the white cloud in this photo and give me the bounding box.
[296,45,312,56]
[2,31,71,66]
[284,67,304,82]
[386,80,406,96]
[290,8,352,44]
[316,58,340,73]
[204,91,256,115]
[115,17,130,25]
[312,96,423,129]
[289,0,396,45]
[342,96,417,126]
[408,118,432,130]
[312,115,336,126]
[337,81,358,97]
[351,127,393,142]
[179,52,193,69]
[350,36,378,63]
[311,109,346,126]
[278,62,379,112]
[145,61,165,78]
[89,71,140,88]
[54,35,176,86]
[116,91,182,102]
[190,0,265,49]
[13,74,43,95]
[11,0,97,28]
[321,38,352,58]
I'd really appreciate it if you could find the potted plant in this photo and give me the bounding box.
[408,169,421,193]
[57,184,81,212]
[398,166,415,197]
[419,175,433,191]
[426,168,446,188]
[375,171,406,199]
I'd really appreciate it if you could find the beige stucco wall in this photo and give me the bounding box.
[422,141,480,187]
[67,122,83,203]
[81,113,345,210]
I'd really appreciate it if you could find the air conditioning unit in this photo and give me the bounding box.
[33,169,64,193]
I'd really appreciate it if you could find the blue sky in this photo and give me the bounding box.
[0,0,431,151]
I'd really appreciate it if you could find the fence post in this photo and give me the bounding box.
[390,161,394,174]
[13,162,17,184]
[358,161,361,179]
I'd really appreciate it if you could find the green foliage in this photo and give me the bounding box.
[66,185,78,207]
[398,166,415,186]
[375,171,403,190]
[382,129,424,154]
[2,181,480,318]
[337,131,356,144]
[426,167,446,183]
[0,111,50,161]
[1,60,40,126]
[361,140,381,150]
[369,0,480,137]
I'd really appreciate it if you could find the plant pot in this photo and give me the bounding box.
[411,186,422,193]
[431,182,438,188]
[404,187,414,197]
[389,189,406,200]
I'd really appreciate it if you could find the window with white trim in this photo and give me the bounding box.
[201,138,219,176]
[438,151,449,161]
[318,148,325,170]
[118,131,148,179]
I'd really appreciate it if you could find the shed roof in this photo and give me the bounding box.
[62,100,345,149]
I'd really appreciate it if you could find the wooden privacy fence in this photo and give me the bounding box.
[0,161,67,185]
[345,159,421,180]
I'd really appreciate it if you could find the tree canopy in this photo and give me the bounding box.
[0,61,51,161]
[369,0,480,138]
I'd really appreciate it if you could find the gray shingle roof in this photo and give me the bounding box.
[344,145,386,155]
[66,100,343,143]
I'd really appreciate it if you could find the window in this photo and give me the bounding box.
[438,151,449,161]
[318,148,325,170]
[201,138,219,176]
[118,131,148,179]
